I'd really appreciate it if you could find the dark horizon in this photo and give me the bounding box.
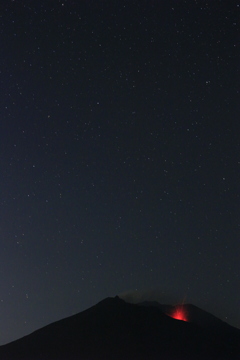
[0,296,239,360]
[1,291,240,347]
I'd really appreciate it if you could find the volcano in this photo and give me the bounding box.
[169,305,188,321]
[0,296,239,359]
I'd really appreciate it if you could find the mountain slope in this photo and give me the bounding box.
[0,296,239,359]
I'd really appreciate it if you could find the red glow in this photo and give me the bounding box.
[169,306,188,322]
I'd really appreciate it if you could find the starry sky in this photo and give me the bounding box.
[1,0,239,345]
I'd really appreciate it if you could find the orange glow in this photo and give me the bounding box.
[169,306,188,322]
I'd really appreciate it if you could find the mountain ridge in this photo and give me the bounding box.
[0,296,239,359]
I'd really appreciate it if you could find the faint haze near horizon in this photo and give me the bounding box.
[118,288,240,330]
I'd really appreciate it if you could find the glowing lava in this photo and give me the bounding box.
[169,306,188,322]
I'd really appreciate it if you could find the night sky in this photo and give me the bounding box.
[1,0,239,345]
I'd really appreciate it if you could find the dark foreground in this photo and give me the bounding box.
[0,296,239,359]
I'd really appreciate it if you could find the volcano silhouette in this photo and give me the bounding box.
[0,296,239,359]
